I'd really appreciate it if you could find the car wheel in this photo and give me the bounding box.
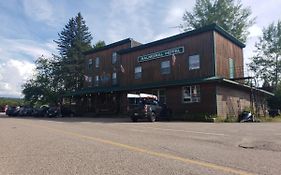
[149,112,156,122]
[131,116,138,122]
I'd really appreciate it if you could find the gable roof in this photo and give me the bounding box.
[84,38,135,55]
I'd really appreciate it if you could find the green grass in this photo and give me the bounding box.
[257,116,281,122]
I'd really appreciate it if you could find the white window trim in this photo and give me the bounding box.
[182,85,200,103]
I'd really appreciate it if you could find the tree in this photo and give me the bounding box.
[93,40,106,49]
[267,83,281,110]
[22,55,60,106]
[54,12,93,91]
[249,20,281,90]
[180,0,255,42]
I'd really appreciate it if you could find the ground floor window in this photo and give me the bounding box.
[182,85,200,103]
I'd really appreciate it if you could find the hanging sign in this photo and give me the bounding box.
[138,46,184,63]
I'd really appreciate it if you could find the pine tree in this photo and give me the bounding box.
[54,12,93,91]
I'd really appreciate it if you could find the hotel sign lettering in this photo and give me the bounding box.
[138,46,184,63]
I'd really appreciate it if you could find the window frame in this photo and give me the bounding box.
[112,52,117,64]
[229,58,235,79]
[112,72,117,85]
[88,59,93,69]
[160,60,171,75]
[94,75,99,86]
[134,66,142,79]
[182,85,200,103]
[95,57,100,68]
[188,54,200,70]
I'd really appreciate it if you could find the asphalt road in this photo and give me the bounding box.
[0,113,281,175]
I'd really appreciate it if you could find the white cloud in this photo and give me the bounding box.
[22,0,55,26]
[0,38,56,61]
[248,24,262,38]
[0,37,56,98]
[164,7,184,27]
[106,0,154,43]
[0,59,35,98]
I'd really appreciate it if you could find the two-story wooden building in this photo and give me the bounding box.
[66,24,272,118]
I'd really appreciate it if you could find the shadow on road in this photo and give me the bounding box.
[0,113,146,123]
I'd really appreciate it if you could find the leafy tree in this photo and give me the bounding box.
[93,40,106,49]
[22,55,61,106]
[267,83,281,110]
[180,0,255,42]
[0,98,23,110]
[54,12,93,91]
[249,20,281,89]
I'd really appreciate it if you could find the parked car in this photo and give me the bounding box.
[32,105,49,117]
[127,93,172,122]
[46,106,62,118]
[5,106,20,116]
[18,106,34,116]
[61,106,75,117]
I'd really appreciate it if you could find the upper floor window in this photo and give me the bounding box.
[229,58,235,79]
[88,76,92,83]
[112,52,117,64]
[95,57,100,68]
[135,66,142,79]
[189,55,200,70]
[88,59,93,69]
[161,61,171,74]
[182,85,200,103]
[112,72,117,85]
[94,75,99,86]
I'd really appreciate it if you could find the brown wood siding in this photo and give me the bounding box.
[122,84,217,118]
[166,84,217,117]
[120,32,214,87]
[216,85,250,117]
[215,32,244,79]
[84,42,132,88]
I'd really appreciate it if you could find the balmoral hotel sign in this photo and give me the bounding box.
[138,46,184,63]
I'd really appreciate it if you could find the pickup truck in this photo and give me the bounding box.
[127,93,171,122]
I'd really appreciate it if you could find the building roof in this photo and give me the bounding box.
[118,23,245,55]
[65,76,273,97]
[84,38,138,55]
[83,23,245,56]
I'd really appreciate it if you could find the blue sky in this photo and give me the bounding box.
[0,0,280,98]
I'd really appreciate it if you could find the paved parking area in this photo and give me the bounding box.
[0,114,281,175]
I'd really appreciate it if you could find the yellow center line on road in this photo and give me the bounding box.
[20,122,255,175]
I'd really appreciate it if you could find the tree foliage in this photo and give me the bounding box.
[267,83,281,110]
[180,0,255,42]
[0,98,23,110]
[54,12,93,91]
[22,55,61,106]
[249,20,281,89]
[22,13,94,105]
[93,40,106,49]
